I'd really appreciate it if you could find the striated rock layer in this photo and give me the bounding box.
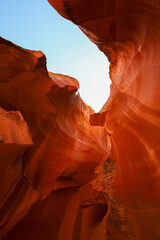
[0,37,109,239]
[1,0,160,239]
[48,0,160,239]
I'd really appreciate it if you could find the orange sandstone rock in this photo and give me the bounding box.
[0,37,109,239]
[0,107,40,238]
[48,0,160,239]
[1,0,160,238]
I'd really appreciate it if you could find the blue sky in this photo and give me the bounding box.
[0,0,111,112]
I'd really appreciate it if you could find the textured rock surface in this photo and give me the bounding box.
[1,0,160,239]
[0,37,109,239]
[48,0,160,239]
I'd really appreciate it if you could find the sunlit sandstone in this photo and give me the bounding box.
[48,0,160,239]
[0,36,109,239]
[0,0,160,239]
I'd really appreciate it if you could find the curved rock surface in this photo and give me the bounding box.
[48,0,160,239]
[1,0,160,239]
[0,37,109,239]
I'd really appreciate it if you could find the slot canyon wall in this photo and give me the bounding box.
[0,0,160,239]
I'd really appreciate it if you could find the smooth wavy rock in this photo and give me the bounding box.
[0,107,40,238]
[0,37,109,239]
[48,0,160,239]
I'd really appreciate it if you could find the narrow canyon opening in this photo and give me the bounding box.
[1,0,160,239]
[0,0,111,112]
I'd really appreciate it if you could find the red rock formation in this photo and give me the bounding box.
[0,37,109,239]
[0,107,40,238]
[1,0,160,238]
[48,0,160,239]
